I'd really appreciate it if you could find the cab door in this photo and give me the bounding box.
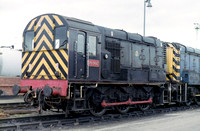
[76,31,86,79]
[87,34,100,81]
[73,31,100,81]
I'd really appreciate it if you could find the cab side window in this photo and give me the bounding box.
[54,27,67,49]
[77,34,85,54]
[88,36,96,56]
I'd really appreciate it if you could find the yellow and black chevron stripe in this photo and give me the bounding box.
[22,48,68,80]
[22,14,69,80]
[166,43,180,82]
[25,14,65,51]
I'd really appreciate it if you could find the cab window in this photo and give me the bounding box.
[77,34,85,54]
[88,36,96,56]
[54,27,67,49]
[24,31,34,51]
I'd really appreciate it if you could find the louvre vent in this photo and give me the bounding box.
[106,39,121,73]
[163,44,167,65]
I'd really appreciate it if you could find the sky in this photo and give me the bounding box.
[0,0,200,49]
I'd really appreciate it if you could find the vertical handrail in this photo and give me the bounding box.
[169,83,171,102]
[74,41,78,78]
[86,40,89,78]
[180,85,182,102]
[185,83,187,102]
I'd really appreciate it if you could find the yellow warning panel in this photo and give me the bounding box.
[167,47,173,74]
[166,43,180,82]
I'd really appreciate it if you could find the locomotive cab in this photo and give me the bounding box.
[68,27,101,81]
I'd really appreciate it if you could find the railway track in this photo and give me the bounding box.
[0,95,23,99]
[0,104,199,131]
[0,95,36,118]
[0,102,27,108]
[0,95,29,110]
[0,102,31,110]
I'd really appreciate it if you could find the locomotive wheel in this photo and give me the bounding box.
[115,105,130,114]
[194,96,200,105]
[88,100,106,117]
[138,104,150,111]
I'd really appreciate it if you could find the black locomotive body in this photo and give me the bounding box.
[13,14,200,116]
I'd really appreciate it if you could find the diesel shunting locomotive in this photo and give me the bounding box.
[13,14,200,116]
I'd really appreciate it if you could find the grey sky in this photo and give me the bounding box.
[0,0,200,49]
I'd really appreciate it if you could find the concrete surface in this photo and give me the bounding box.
[65,108,200,131]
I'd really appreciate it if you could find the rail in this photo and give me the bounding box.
[0,104,199,130]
